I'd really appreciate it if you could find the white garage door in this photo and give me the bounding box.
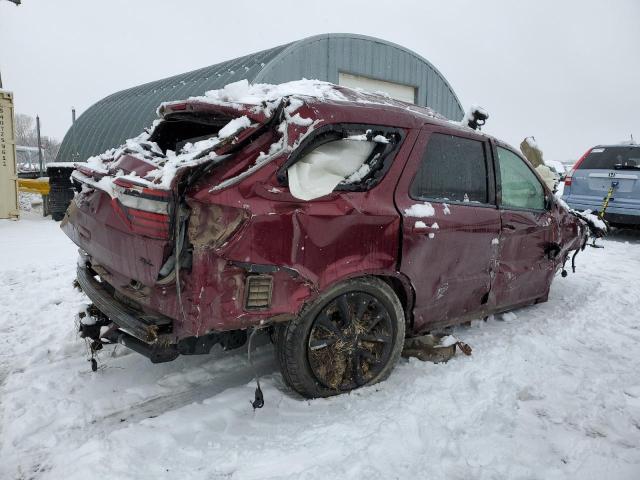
[338,72,416,104]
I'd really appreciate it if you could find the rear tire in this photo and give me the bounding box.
[275,277,405,398]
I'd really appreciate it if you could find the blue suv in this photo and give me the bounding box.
[563,144,640,226]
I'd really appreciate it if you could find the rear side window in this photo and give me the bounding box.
[288,138,376,201]
[282,125,401,201]
[497,147,545,210]
[578,146,640,170]
[410,133,489,204]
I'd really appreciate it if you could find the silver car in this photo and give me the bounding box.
[563,144,640,226]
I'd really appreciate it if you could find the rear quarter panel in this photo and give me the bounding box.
[186,126,420,332]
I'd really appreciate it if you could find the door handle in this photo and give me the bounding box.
[413,221,440,235]
[413,221,429,233]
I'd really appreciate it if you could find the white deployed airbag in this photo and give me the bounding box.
[288,139,375,200]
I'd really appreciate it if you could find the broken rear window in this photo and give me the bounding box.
[149,112,237,154]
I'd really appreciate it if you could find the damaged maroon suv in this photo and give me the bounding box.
[63,80,587,398]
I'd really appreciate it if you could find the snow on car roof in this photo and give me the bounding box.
[160,79,448,125]
[77,80,477,195]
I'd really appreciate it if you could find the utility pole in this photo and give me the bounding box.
[36,115,43,176]
[71,107,77,162]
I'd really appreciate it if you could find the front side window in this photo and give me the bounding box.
[497,147,545,210]
[410,133,489,204]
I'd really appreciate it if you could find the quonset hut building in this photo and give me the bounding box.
[56,33,464,163]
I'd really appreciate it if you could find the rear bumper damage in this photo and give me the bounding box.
[76,258,180,363]
[76,255,247,363]
[76,258,172,342]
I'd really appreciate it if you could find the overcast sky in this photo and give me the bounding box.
[1,0,638,161]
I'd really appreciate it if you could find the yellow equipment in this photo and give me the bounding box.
[18,177,50,195]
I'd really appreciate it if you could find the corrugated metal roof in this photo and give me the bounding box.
[57,43,291,163]
[57,34,463,162]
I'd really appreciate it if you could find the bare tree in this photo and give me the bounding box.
[15,113,37,146]
[41,136,61,161]
[14,113,62,162]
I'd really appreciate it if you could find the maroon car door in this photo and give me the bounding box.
[492,144,556,309]
[395,128,501,333]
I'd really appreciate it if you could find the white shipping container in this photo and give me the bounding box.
[0,90,19,219]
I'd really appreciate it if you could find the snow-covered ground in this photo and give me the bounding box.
[1,212,639,480]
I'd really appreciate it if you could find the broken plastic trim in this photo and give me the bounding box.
[276,123,403,192]
[207,101,288,193]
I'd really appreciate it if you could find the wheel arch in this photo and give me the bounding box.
[307,270,415,333]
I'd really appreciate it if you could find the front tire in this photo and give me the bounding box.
[275,277,405,398]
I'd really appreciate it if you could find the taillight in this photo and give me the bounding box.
[112,178,172,239]
[564,171,573,186]
[565,147,593,186]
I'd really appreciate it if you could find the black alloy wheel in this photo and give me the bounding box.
[275,277,405,398]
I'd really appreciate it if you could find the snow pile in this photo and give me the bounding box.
[18,192,43,214]
[347,132,390,144]
[576,209,608,231]
[414,220,427,229]
[217,115,252,140]
[556,195,608,234]
[404,202,435,218]
[79,115,248,192]
[196,79,348,110]
[2,214,640,479]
